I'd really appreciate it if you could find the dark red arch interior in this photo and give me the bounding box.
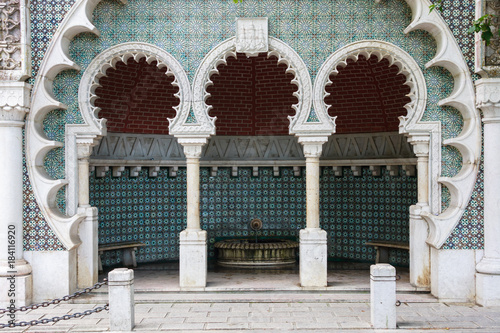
[324,55,411,134]
[95,57,179,135]
[206,53,298,136]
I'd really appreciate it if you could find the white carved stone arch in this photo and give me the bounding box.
[67,42,191,213]
[78,42,191,141]
[400,0,481,249]
[181,36,336,139]
[27,0,129,250]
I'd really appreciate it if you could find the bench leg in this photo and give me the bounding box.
[98,251,103,272]
[377,247,390,263]
[122,248,137,268]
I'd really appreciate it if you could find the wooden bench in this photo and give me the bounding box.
[365,241,409,264]
[98,242,145,271]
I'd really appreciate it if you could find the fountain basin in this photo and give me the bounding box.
[214,239,299,267]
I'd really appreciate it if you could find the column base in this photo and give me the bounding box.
[299,228,327,288]
[476,273,500,306]
[409,206,430,288]
[431,248,476,302]
[0,260,32,308]
[23,250,77,303]
[476,257,500,275]
[179,229,207,290]
[77,207,99,288]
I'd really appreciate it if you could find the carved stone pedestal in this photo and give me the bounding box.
[300,228,327,288]
[179,230,207,290]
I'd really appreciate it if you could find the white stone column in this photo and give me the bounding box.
[475,78,500,306]
[298,137,328,288]
[0,82,32,307]
[408,136,431,288]
[76,138,99,288]
[178,139,207,289]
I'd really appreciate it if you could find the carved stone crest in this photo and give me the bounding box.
[236,18,268,56]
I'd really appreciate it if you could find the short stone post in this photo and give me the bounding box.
[109,268,135,331]
[370,264,396,329]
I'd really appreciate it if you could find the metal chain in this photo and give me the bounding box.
[0,279,107,315]
[0,304,108,329]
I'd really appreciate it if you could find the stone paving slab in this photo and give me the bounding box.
[1,301,499,332]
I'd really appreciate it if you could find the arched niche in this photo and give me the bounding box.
[314,39,480,248]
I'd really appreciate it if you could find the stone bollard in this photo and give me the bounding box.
[370,264,396,329]
[109,268,135,331]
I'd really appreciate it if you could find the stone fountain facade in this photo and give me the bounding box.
[0,0,499,307]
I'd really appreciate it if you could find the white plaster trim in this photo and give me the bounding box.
[77,42,190,140]
[26,0,128,250]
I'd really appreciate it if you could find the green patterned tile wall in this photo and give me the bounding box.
[91,166,416,267]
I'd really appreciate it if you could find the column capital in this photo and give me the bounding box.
[476,78,500,123]
[407,133,430,156]
[297,136,328,158]
[76,135,100,159]
[0,81,31,124]
[178,137,207,159]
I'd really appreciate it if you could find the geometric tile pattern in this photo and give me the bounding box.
[443,124,485,249]
[27,0,481,252]
[90,166,415,267]
[22,133,65,251]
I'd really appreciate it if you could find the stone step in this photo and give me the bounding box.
[73,290,436,304]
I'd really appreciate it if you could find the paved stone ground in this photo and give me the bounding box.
[1,301,500,332]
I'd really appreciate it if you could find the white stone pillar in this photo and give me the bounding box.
[408,136,431,288]
[370,264,396,329]
[298,137,328,287]
[0,82,32,308]
[109,268,135,331]
[475,78,500,306]
[76,139,99,288]
[178,139,207,289]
